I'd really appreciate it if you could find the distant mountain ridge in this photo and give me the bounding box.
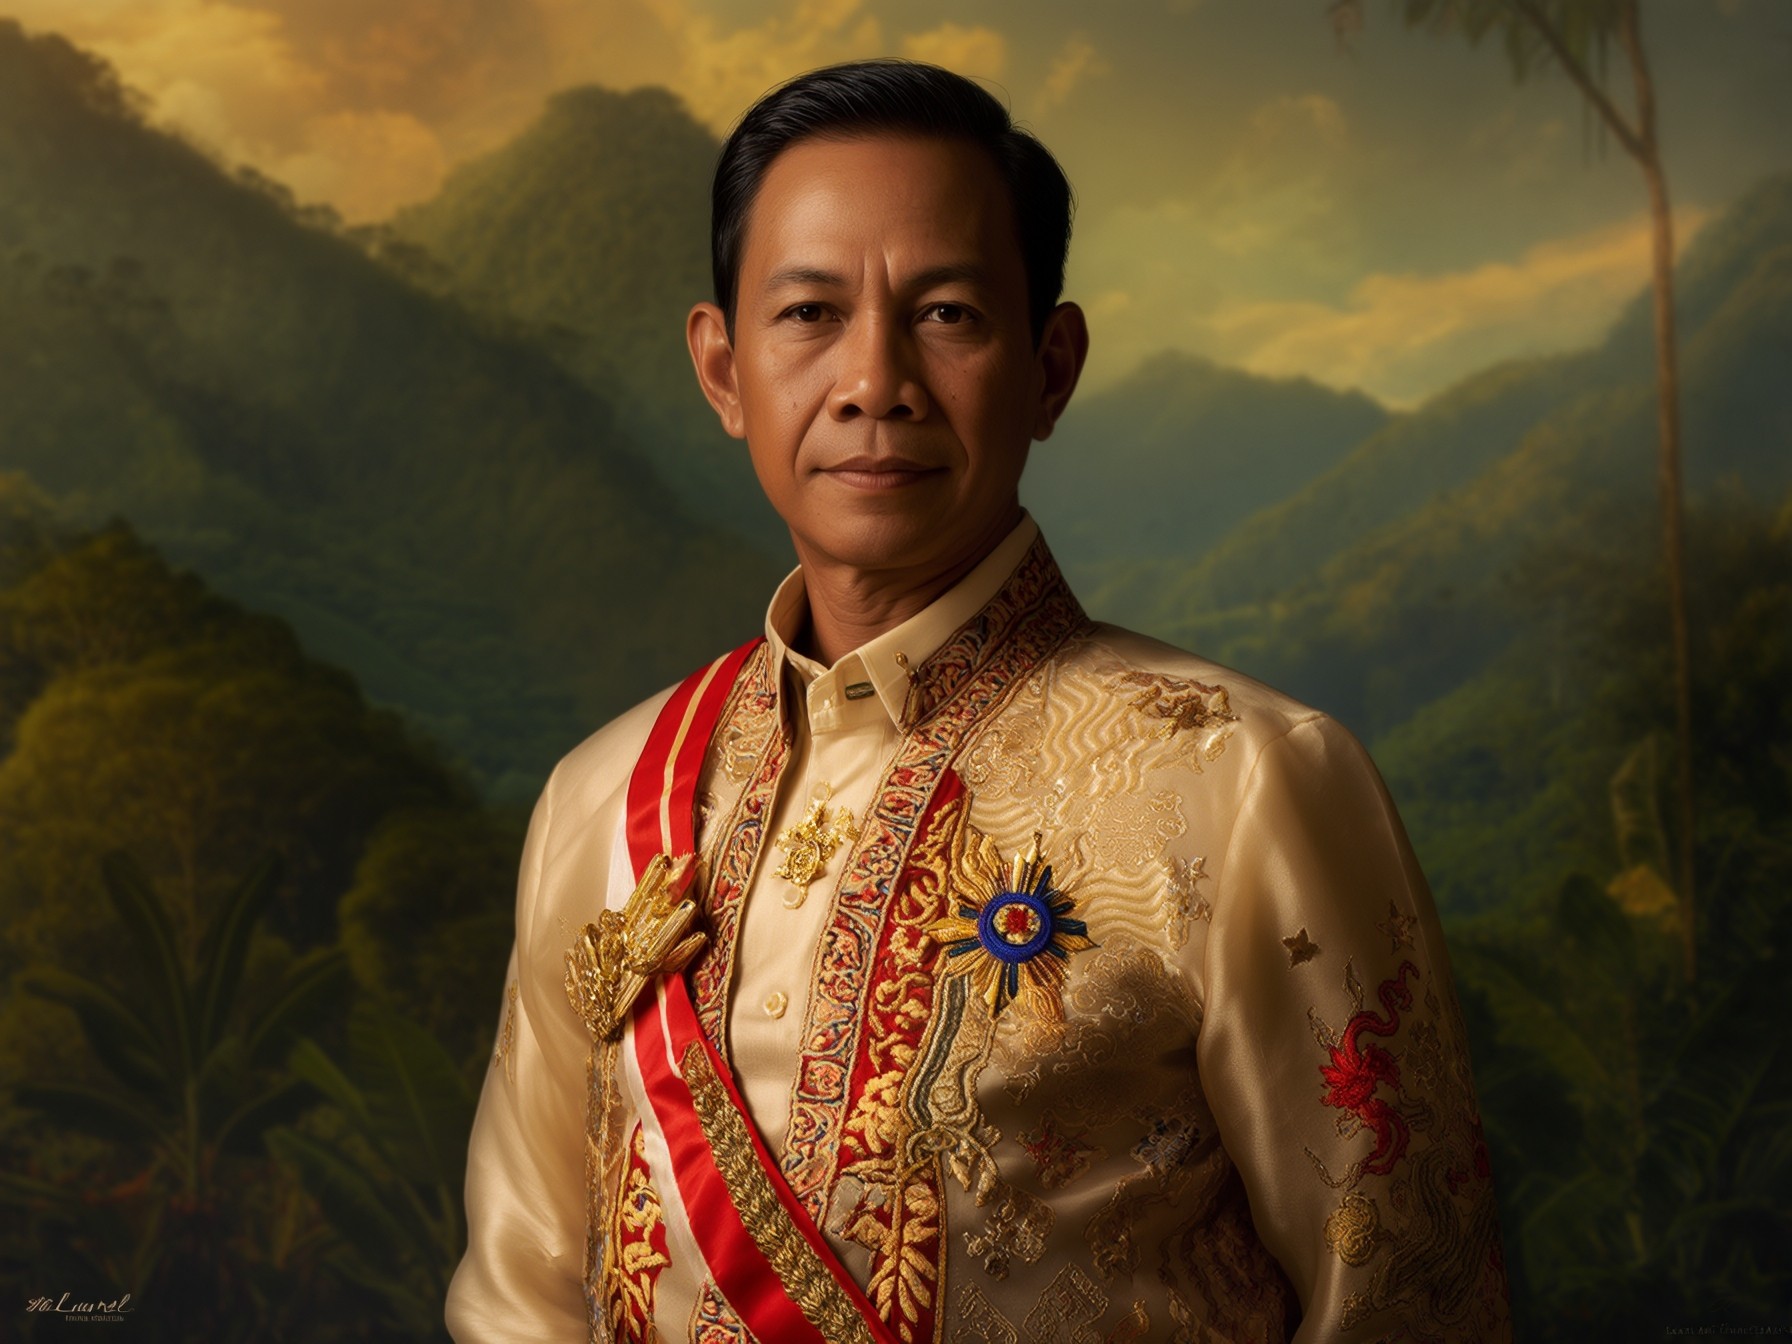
[1027,351,1390,582]
[1116,171,1792,738]
[0,20,777,796]
[2,15,1787,814]
[388,84,784,548]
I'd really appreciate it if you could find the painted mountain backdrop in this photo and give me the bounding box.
[1,16,1787,1343]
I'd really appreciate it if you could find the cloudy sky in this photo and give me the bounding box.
[10,0,1790,404]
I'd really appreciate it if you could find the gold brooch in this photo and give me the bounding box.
[928,832,1094,1019]
[774,784,858,898]
[565,853,707,1041]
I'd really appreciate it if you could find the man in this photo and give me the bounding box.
[447,60,1511,1343]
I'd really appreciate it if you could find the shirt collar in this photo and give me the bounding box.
[764,513,1043,732]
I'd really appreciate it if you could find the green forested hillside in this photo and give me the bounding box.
[385,86,785,551]
[0,479,520,1340]
[0,21,777,798]
[1024,350,1389,579]
[1106,174,1792,746]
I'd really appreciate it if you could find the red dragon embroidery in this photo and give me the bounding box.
[1319,961,1419,1176]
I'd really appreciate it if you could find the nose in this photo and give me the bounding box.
[827,316,930,422]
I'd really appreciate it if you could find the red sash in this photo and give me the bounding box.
[623,641,896,1344]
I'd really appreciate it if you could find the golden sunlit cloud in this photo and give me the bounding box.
[6,0,552,221]
[641,0,883,130]
[1206,210,1709,406]
[1037,33,1107,112]
[900,22,1006,82]
[274,108,449,223]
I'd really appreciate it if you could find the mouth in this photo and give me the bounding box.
[818,455,945,491]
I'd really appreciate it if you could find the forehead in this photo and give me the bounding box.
[739,134,1022,283]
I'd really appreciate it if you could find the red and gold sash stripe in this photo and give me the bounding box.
[621,638,895,1344]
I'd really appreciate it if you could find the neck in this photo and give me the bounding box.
[792,509,1020,666]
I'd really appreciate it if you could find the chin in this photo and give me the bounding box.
[802,515,948,574]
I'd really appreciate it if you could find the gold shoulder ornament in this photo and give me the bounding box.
[565,853,707,1041]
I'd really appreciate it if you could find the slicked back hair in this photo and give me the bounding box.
[710,59,1074,346]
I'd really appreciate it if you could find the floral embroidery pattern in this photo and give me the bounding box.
[1375,899,1417,952]
[964,1183,1053,1279]
[1017,1113,1099,1189]
[780,539,1091,1224]
[1307,959,1511,1338]
[606,1124,671,1342]
[691,644,786,1041]
[1162,855,1210,950]
[1114,670,1238,749]
[688,1277,750,1343]
[1318,960,1417,1176]
[581,1035,627,1341]
[1282,926,1321,967]
[827,787,966,1343]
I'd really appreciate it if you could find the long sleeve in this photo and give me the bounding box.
[446,779,589,1342]
[1200,715,1511,1342]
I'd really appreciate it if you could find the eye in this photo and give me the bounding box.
[782,302,828,323]
[923,303,973,325]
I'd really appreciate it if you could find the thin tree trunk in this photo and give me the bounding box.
[1621,2,1696,984]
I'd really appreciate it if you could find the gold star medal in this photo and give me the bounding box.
[774,783,858,898]
[928,832,1095,1020]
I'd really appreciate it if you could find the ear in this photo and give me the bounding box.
[1030,301,1090,442]
[687,301,746,440]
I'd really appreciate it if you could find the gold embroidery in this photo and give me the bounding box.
[952,1284,1018,1343]
[1323,1191,1388,1267]
[1375,900,1417,952]
[720,712,772,786]
[1022,1263,1106,1342]
[916,976,1003,1203]
[957,652,1196,960]
[833,794,992,1343]
[1000,940,1200,1124]
[964,1183,1053,1279]
[1162,855,1210,950]
[490,979,518,1082]
[1083,1109,1226,1285]
[608,1125,671,1336]
[1282,927,1321,966]
[565,853,707,1042]
[1115,670,1238,746]
[857,1175,939,1337]
[1307,959,1511,1336]
[681,1042,880,1344]
[693,648,786,1039]
[582,1036,627,1341]
[689,1277,751,1342]
[773,786,858,896]
[1016,1113,1099,1189]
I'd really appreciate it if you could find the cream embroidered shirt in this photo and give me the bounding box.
[446,522,1512,1343]
[729,517,1042,1160]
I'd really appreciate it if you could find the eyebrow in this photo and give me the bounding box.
[763,262,993,292]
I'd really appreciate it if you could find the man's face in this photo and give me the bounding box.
[688,134,1085,581]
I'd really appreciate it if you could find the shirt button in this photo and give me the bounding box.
[762,991,788,1019]
[782,887,805,909]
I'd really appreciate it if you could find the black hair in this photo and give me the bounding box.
[710,59,1074,345]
